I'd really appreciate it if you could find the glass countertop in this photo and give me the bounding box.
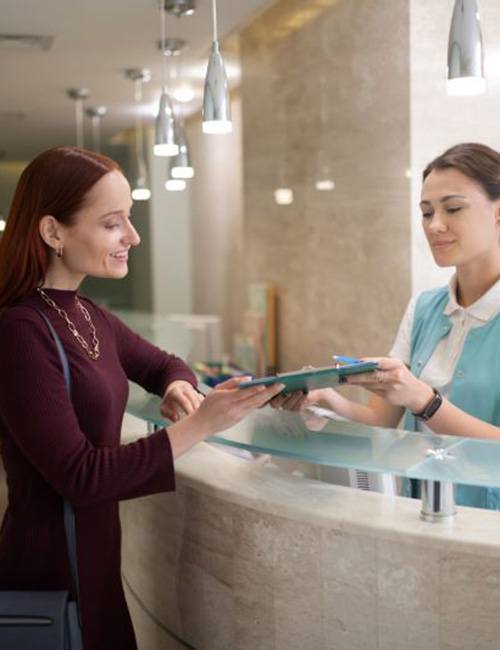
[117,309,500,489]
[126,382,500,489]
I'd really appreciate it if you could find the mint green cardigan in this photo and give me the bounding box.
[403,286,500,509]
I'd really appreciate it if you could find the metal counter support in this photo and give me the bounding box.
[420,480,456,522]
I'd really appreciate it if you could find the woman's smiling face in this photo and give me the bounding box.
[55,170,140,281]
[420,167,500,268]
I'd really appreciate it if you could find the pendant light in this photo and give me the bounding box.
[202,0,232,134]
[165,158,186,191]
[154,2,179,157]
[165,177,187,191]
[447,0,486,96]
[171,116,194,179]
[66,87,90,148]
[85,106,106,153]
[164,0,195,17]
[125,68,152,201]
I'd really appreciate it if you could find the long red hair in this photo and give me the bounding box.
[0,146,121,308]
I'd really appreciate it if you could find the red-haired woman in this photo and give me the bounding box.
[0,147,282,649]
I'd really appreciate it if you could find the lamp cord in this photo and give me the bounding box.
[212,0,218,43]
[160,0,167,88]
[134,79,143,164]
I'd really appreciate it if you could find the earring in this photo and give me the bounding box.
[56,246,64,258]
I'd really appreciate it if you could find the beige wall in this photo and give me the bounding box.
[188,97,245,353]
[239,0,411,370]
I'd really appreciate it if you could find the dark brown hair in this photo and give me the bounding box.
[0,146,121,308]
[423,142,500,200]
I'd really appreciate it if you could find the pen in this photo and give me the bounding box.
[332,354,362,365]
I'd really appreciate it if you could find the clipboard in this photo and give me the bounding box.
[238,360,378,394]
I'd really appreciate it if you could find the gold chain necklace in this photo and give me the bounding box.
[36,288,101,360]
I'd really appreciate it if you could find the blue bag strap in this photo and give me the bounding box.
[32,308,82,625]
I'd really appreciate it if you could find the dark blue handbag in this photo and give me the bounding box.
[0,309,83,649]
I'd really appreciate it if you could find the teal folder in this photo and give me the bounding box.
[238,361,377,394]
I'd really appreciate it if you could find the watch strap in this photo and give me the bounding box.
[411,387,443,421]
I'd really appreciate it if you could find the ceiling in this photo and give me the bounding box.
[0,0,273,162]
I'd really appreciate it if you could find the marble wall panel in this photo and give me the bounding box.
[177,488,236,649]
[321,528,378,650]
[121,493,183,635]
[121,450,500,650]
[124,578,185,650]
[377,539,440,650]
[439,552,500,650]
[240,0,411,370]
[272,518,323,650]
[232,506,277,650]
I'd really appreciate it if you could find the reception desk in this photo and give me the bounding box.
[2,310,496,650]
[121,383,500,650]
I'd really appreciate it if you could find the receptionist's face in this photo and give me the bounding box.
[420,168,500,269]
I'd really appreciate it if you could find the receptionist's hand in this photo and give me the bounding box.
[345,357,434,413]
[161,380,204,422]
[270,389,323,412]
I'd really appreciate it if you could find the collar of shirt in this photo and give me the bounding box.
[444,274,500,322]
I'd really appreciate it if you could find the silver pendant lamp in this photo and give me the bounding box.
[171,118,194,179]
[154,2,179,156]
[126,68,152,201]
[85,106,106,153]
[165,176,187,192]
[165,154,187,191]
[66,87,90,148]
[447,0,486,96]
[202,0,232,134]
[164,0,195,17]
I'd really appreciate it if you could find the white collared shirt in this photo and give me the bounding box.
[390,275,500,432]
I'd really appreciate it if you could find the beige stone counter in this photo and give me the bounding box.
[120,414,500,650]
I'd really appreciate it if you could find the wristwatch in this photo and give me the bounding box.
[411,387,443,421]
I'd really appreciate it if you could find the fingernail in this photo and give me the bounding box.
[277,383,286,391]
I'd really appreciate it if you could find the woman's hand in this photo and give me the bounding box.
[161,380,204,421]
[189,376,285,436]
[165,376,286,459]
[270,387,343,413]
[270,390,315,411]
[345,357,434,413]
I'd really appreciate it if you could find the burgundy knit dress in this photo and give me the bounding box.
[0,289,196,650]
